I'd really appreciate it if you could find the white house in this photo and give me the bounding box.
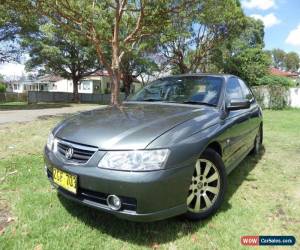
[6,79,31,93]
[6,70,141,94]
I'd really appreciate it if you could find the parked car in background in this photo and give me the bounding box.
[44,74,263,221]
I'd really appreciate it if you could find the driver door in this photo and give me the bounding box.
[220,77,251,172]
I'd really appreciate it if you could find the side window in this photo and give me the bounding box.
[238,79,254,101]
[226,77,243,100]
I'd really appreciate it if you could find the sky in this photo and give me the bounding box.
[1,0,300,79]
[242,0,300,53]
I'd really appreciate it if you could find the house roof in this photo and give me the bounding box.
[270,67,299,77]
[89,70,110,77]
[86,70,140,82]
[36,74,64,82]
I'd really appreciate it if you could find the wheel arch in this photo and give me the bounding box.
[259,121,263,144]
[205,141,223,157]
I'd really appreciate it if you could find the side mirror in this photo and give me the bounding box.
[227,98,250,111]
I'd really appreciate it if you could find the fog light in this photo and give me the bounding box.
[107,195,122,210]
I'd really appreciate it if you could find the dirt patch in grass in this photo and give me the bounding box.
[0,199,14,235]
[38,114,71,121]
[0,102,72,110]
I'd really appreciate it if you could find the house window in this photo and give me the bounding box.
[83,82,91,90]
[14,84,19,90]
[93,80,101,91]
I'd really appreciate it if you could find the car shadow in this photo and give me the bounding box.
[58,193,207,246]
[57,146,265,247]
[220,146,266,212]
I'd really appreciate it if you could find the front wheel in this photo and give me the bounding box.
[185,148,227,220]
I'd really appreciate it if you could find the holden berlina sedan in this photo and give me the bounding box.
[44,74,263,222]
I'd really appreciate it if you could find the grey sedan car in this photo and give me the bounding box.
[44,74,263,222]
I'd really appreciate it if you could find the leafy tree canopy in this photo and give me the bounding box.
[225,47,271,85]
[284,52,300,72]
[271,49,286,69]
[212,17,271,85]
[159,0,245,74]
[257,74,294,87]
[269,49,300,72]
[23,22,99,80]
[0,83,6,93]
[17,13,100,101]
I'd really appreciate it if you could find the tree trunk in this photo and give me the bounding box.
[123,74,133,97]
[72,78,80,103]
[178,61,189,74]
[110,69,121,105]
[92,2,123,106]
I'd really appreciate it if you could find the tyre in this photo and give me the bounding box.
[251,125,263,155]
[185,148,227,220]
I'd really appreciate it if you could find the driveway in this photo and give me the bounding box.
[0,104,101,124]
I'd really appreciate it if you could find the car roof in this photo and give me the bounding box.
[159,73,236,80]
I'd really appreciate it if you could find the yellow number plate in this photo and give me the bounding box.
[53,168,77,194]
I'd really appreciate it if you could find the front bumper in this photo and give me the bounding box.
[44,147,194,222]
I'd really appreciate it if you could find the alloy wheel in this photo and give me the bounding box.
[187,159,220,212]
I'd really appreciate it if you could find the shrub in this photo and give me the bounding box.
[252,85,289,110]
[104,88,111,94]
[254,74,293,109]
[257,75,294,87]
[0,83,6,93]
[268,85,289,110]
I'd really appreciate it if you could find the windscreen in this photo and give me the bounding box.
[130,76,223,106]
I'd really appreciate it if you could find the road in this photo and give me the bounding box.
[0,105,101,124]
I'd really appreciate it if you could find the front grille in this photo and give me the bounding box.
[56,139,98,164]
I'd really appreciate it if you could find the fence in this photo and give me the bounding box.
[27,91,125,104]
[2,88,300,109]
[0,92,27,102]
[252,86,300,109]
[289,88,300,108]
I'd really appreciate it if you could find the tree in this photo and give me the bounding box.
[284,52,300,72]
[0,83,5,92]
[22,22,99,102]
[0,4,21,63]
[271,49,286,69]
[19,0,195,105]
[121,51,159,96]
[159,0,245,74]
[257,75,293,87]
[0,74,5,92]
[224,48,271,85]
[213,17,271,85]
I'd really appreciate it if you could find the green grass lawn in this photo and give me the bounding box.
[0,110,299,250]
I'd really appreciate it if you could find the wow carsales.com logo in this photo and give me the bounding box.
[241,236,296,246]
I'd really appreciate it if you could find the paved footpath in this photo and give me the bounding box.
[0,105,101,124]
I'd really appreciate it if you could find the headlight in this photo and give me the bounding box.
[47,132,54,150]
[98,149,170,171]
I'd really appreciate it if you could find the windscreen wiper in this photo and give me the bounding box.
[183,101,217,107]
[141,98,163,102]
